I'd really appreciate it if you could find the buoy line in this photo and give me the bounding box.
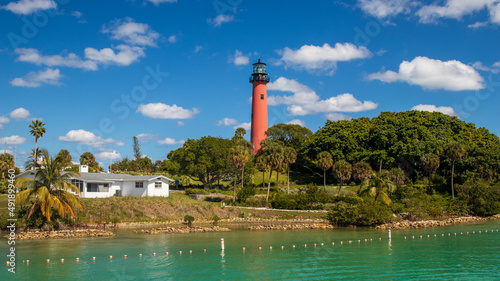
[7,229,498,266]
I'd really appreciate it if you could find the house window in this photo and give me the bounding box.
[87,183,109,192]
[261,94,264,100]
[71,179,84,192]
[135,182,144,188]
[155,182,162,188]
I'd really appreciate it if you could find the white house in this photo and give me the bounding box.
[17,165,174,198]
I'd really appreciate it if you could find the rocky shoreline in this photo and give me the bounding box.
[249,223,334,231]
[376,216,495,230]
[134,226,231,234]
[8,229,115,240]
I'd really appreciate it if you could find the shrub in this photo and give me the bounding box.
[326,199,393,226]
[184,215,194,227]
[237,185,257,202]
[270,193,307,210]
[456,180,500,216]
[239,196,266,207]
[184,188,209,195]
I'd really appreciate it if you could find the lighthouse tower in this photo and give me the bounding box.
[249,59,270,154]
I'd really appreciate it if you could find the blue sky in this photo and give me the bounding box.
[1,0,499,169]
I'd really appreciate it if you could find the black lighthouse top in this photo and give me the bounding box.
[250,59,270,83]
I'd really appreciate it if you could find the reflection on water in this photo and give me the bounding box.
[2,220,500,280]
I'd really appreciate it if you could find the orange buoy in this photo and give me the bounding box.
[60,259,64,262]
[153,253,156,256]
[124,255,127,258]
[92,257,96,260]
[46,259,50,263]
[165,252,168,255]
[109,256,113,259]
[189,250,192,254]
[281,246,284,249]
[139,254,143,257]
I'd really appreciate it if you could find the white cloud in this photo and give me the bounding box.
[2,0,56,15]
[207,14,234,27]
[136,133,159,143]
[325,113,353,121]
[233,122,251,130]
[168,35,177,43]
[217,118,238,126]
[0,135,27,145]
[177,121,185,127]
[417,0,499,24]
[358,0,415,18]
[158,138,185,145]
[84,45,145,66]
[11,68,62,88]
[267,77,377,116]
[277,43,371,74]
[194,45,203,53]
[146,0,177,6]
[59,129,124,150]
[231,50,249,66]
[491,3,500,23]
[0,116,10,129]
[468,21,489,29]
[102,18,161,47]
[286,119,306,126]
[15,48,98,71]
[137,103,199,119]
[96,150,121,161]
[71,11,82,18]
[367,56,484,91]
[9,108,31,120]
[411,104,458,116]
[473,61,500,73]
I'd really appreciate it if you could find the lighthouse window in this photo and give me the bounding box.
[260,94,264,100]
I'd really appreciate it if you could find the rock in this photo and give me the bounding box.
[134,226,232,234]
[5,229,115,240]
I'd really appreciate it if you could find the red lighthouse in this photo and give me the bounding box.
[250,59,270,154]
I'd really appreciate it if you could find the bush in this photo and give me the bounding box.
[326,199,393,226]
[270,193,307,210]
[184,188,209,195]
[237,185,257,202]
[0,180,8,194]
[184,215,194,227]
[239,196,266,207]
[456,180,500,216]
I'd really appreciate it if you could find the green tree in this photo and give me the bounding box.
[166,136,232,189]
[421,153,440,189]
[255,155,269,188]
[133,136,141,160]
[29,120,46,162]
[259,139,285,207]
[366,171,395,206]
[389,167,406,186]
[332,160,352,196]
[0,153,15,179]
[352,162,372,194]
[316,151,333,191]
[79,152,99,172]
[228,145,251,202]
[56,149,72,168]
[16,149,84,222]
[445,142,466,199]
[266,123,312,150]
[283,147,297,194]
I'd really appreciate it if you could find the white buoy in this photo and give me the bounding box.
[388,229,392,239]
[221,238,225,250]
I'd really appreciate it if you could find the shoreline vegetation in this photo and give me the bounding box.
[2,111,500,240]
[5,215,500,240]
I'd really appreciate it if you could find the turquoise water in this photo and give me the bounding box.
[2,220,500,280]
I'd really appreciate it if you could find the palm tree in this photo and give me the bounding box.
[29,120,46,163]
[0,153,15,179]
[16,149,84,222]
[228,145,251,202]
[352,162,372,194]
[365,171,395,206]
[445,142,466,199]
[316,151,333,191]
[255,156,269,188]
[389,168,406,186]
[283,147,297,194]
[259,140,285,207]
[421,153,440,190]
[332,160,352,197]
[56,149,73,169]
